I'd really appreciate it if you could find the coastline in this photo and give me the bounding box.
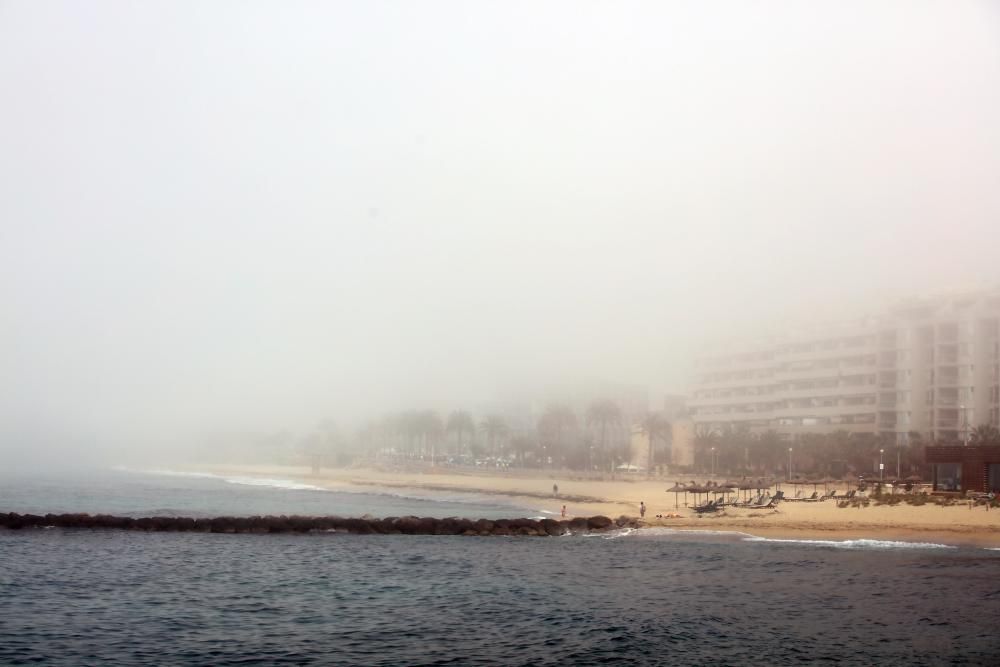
[189,463,1000,548]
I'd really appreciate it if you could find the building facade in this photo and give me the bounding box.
[688,290,1000,443]
[925,445,1000,493]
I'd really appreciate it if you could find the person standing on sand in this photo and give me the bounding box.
[553,483,559,497]
[561,505,566,518]
[639,502,646,519]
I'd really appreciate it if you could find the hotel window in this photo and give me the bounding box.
[933,463,962,492]
[989,464,1000,493]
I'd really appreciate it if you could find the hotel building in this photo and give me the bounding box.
[687,290,1000,443]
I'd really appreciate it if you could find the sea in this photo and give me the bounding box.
[2,467,999,666]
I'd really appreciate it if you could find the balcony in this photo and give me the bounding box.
[692,376,775,390]
[775,422,877,435]
[774,404,877,419]
[773,366,842,381]
[775,347,876,363]
[687,394,773,408]
[691,411,773,423]
[777,385,876,400]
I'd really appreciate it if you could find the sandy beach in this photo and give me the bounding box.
[196,464,1000,547]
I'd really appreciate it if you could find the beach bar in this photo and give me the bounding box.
[924,445,1000,493]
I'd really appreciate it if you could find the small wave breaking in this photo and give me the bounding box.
[741,536,957,550]
[127,468,326,492]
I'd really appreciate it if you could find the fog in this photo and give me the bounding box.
[2,1,999,464]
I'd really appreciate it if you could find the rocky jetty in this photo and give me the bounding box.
[0,512,638,536]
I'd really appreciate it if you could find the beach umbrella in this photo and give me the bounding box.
[816,477,839,492]
[788,477,809,497]
[666,483,686,509]
[718,482,737,504]
[730,480,754,502]
[685,484,709,506]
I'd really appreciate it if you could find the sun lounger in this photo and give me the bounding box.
[693,500,720,514]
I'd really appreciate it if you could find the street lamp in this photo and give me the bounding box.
[960,404,969,446]
[710,446,716,477]
[879,448,884,481]
[788,447,793,480]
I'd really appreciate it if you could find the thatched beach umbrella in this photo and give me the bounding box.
[717,482,737,504]
[788,477,810,497]
[731,480,754,503]
[666,483,686,509]
[685,484,710,506]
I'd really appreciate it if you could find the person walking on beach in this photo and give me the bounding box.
[553,483,559,497]
[639,501,646,519]
[561,505,566,518]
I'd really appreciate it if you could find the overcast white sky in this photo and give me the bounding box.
[2,1,999,457]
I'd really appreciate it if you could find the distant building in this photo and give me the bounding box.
[670,419,695,468]
[687,289,1000,443]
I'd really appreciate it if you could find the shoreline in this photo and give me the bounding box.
[187,463,1000,548]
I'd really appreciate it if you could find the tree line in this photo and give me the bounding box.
[301,400,673,473]
[690,423,1000,479]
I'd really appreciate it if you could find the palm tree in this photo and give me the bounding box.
[585,399,621,470]
[509,435,535,465]
[538,404,577,467]
[692,425,719,473]
[307,419,339,474]
[396,410,420,457]
[479,415,509,459]
[416,410,443,462]
[446,410,476,458]
[639,412,671,478]
[970,423,1000,446]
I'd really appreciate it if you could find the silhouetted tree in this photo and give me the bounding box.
[446,410,476,457]
[538,404,577,467]
[479,415,509,459]
[638,411,670,477]
[586,399,622,470]
[970,423,1000,446]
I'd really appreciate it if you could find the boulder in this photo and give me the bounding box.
[587,516,614,530]
[540,519,565,536]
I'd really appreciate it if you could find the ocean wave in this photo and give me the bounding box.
[635,527,756,539]
[128,468,326,492]
[633,528,959,550]
[741,536,957,550]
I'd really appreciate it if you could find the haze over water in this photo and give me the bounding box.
[3,1,1000,463]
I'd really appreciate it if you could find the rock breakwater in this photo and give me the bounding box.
[0,512,637,536]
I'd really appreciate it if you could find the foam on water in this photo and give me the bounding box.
[634,527,756,539]
[139,469,325,492]
[633,527,959,550]
[741,536,957,550]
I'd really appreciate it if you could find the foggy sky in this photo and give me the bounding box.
[2,1,999,459]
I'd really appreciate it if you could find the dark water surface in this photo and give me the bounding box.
[2,528,999,666]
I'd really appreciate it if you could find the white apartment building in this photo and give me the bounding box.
[688,290,1000,443]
